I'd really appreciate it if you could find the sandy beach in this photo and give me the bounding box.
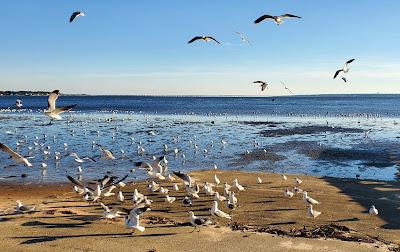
[0,170,399,252]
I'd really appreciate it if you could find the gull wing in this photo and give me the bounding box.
[254,15,275,24]
[47,90,59,111]
[173,171,191,183]
[70,12,80,22]
[207,36,221,44]
[188,36,203,44]
[0,143,23,159]
[280,14,302,19]
[53,104,77,114]
[333,69,343,79]
[66,175,85,188]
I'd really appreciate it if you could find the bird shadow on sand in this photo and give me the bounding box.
[21,220,92,229]
[14,232,177,245]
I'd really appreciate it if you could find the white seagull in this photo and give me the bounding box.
[70,11,85,23]
[334,59,355,83]
[0,143,32,167]
[211,201,231,220]
[303,191,320,205]
[125,206,150,233]
[44,90,76,122]
[233,178,245,191]
[254,13,301,26]
[307,205,321,218]
[189,211,212,232]
[16,200,36,212]
[281,81,294,94]
[369,205,379,215]
[235,32,252,46]
[16,99,23,108]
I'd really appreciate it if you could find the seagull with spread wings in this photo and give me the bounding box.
[281,81,294,94]
[254,13,301,25]
[188,36,220,44]
[235,32,252,46]
[70,11,85,23]
[0,143,32,167]
[334,59,355,83]
[253,81,268,92]
[44,90,76,123]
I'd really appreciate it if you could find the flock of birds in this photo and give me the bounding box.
[65,10,356,95]
[1,90,381,234]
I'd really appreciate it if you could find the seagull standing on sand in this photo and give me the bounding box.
[233,178,245,191]
[188,36,220,44]
[307,205,321,218]
[214,174,220,185]
[189,211,212,232]
[70,11,85,23]
[211,201,231,220]
[257,177,262,184]
[369,205,379,215]
[334,59,355,83]
[16,200,36,212]
[44,90,76,123]
[117,191,125,202]
[284,189,294,198]
[303,191,320,205]
[0,143,32,167]
[253,81,268,92]
[254,14,302,25]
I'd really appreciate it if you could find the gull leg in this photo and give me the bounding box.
[190,226,197,233]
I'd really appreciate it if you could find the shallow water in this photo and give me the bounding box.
[0,95,400,183]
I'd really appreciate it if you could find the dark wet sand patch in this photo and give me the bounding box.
[260,125,363,137]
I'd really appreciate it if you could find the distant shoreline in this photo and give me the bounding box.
[0,91,87,96]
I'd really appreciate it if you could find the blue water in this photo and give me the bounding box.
[0,94,399,183]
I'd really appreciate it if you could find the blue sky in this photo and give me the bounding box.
[1,0,400,95]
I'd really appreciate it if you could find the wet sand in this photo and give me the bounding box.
[0,170,399,252]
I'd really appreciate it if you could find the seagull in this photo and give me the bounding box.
[281,81,293,94]
[233,178,245,191]
[117,191,125,202]
[16,200,36,212]
[303,191,320,205]
[188,36,220,44]
[173,184,179,191]
[70,11,85,23]
[189,211,212,232]
[16,99,23,108]
[307,205,321,218]
[185,183,200,199]
[103,185,116,197]
[125,206,150,233]
[235,32,252,46]
[133,189,145,204]
[282,175,288,181]
[214,174,220,185]
[294,177,303,184]
[44,90,76,122]
[214,192,226,202]
[0,143,32,167]
[100,202,129,219]
[257,177,262,184]
[369,205,378,215]
[284,189,294,198]
[68,153,96,163]
[165,195,176,203]
[253,81,268,91]
[173,171,193,185]
[182,196,192,207]
[211,201,231,220]
[99,147,116,160]
[334,59,355,83]
[254,14,301,26]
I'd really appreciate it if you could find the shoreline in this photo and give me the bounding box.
[0,170,399,251]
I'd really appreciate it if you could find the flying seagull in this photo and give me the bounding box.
[254,14,301,25]
[70,11,85,23]
[0,143,32,167]
[253,81,268,91]
[334,59,355,83]
[44,90,76,122]
[281,81,293,94]
[235,32,252,46]
[188,36,220,44]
